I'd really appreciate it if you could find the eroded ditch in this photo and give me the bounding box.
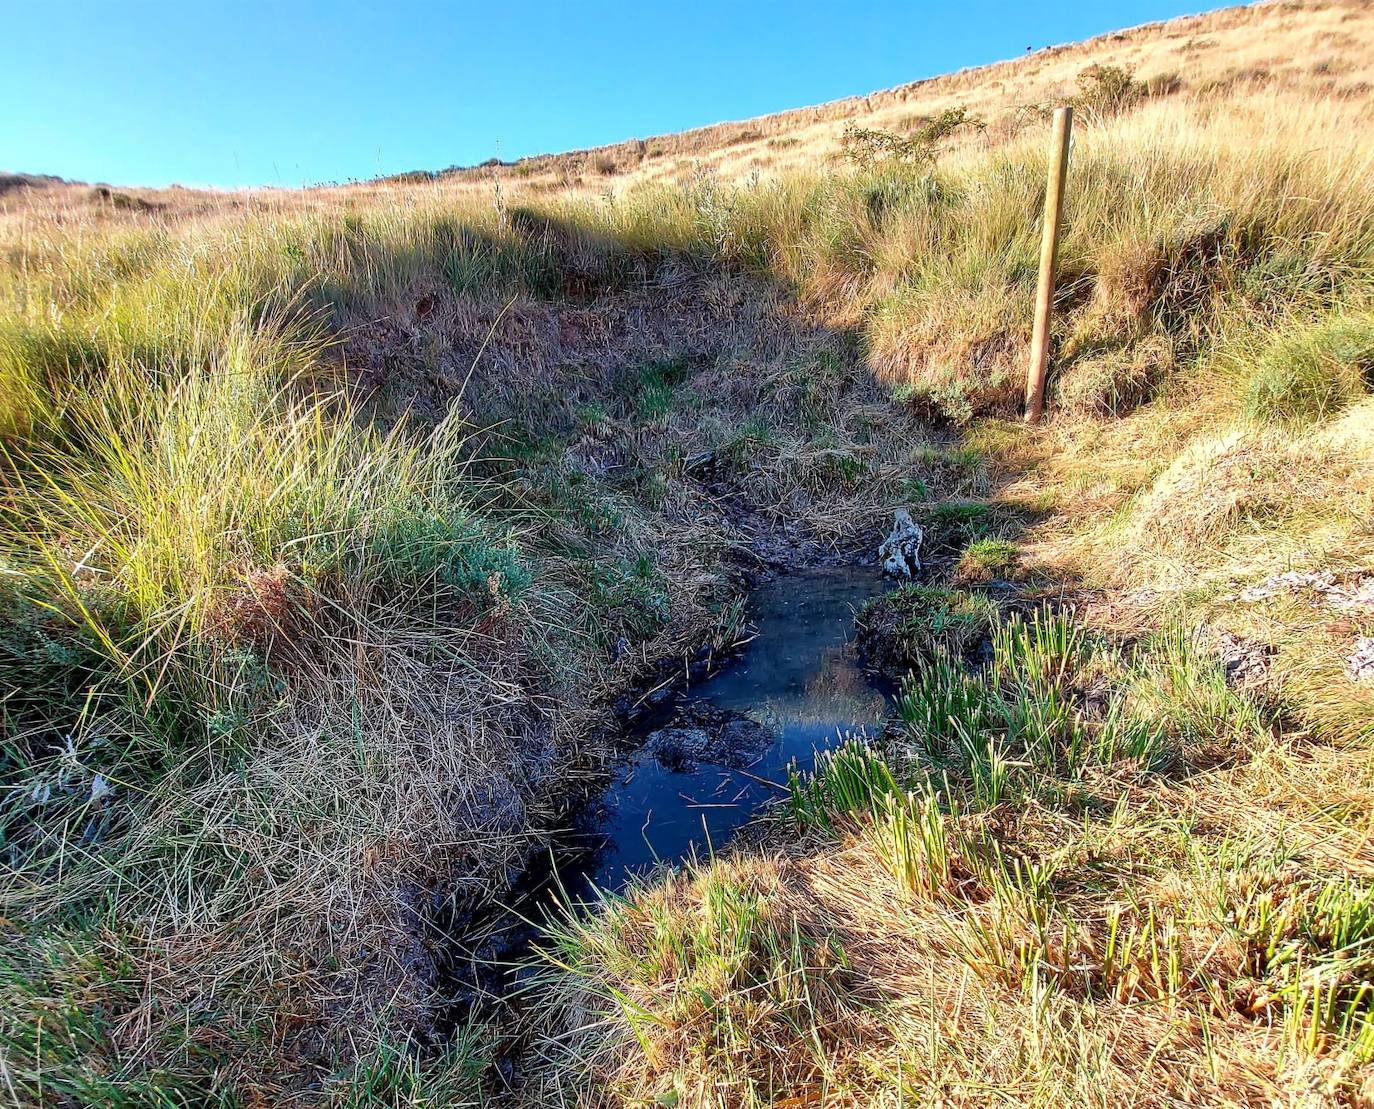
[435,564,896,1040]
[578,564,896,893]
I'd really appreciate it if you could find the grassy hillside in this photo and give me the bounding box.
[2,1,1373,1104]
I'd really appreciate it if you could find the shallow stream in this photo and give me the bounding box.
[441,565,894,1015]
[561,564,894,897]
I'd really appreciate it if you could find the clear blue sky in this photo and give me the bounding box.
[4,0,1218,189]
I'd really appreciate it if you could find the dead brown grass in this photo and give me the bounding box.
[445,0,1374,192]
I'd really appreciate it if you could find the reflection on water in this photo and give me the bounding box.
[563,566,892,897]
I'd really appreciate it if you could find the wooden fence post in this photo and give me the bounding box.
[1023,105,1073,425]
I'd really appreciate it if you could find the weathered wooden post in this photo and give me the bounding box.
[1023,105,1073,425]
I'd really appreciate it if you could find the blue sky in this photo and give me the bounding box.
[4,1,1217,189]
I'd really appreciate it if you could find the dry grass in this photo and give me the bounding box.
[0,167,948,1103]
[411,0,1374,194]
[2,2,1374,1104]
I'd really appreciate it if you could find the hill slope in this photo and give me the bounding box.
[422,0,1374,188]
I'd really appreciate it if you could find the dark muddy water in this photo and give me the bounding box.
[439,566,894,1018]
[562,564,894,898]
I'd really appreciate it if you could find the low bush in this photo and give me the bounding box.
[1074,64,1141,119]
[839,107,984,169]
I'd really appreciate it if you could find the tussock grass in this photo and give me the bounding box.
[1242,312,1374,424]
[0,186,809,1098]
[856,584,997,672]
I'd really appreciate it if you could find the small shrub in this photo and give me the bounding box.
[90,184,161,212]
[1073,64,1141,118]
[382,169,439,185]
[840,125,925,170]
[839,108,983,169]
[909,107,986,148]
[913,377,979,424]
[723,127,764,147]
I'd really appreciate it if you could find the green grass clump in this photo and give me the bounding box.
[634,357,694,422]
[720,606,1374,1093]
[926,498,993,550]
[876,610,1261,807]
[0,196,738,1099]
[532,862,857,1106]
[1242,313,1374,424]
[954,537,1019,583]
[1220,869,1374,1059]
[787,740,902,831]
[329,1030,490,1107]
[0,355,489,758]
[857,584,996,672]
[0,921,232,1104]
[573,554,671,653]
[1125,627,1267,755]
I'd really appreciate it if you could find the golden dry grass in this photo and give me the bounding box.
[2,2,1374,1105]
